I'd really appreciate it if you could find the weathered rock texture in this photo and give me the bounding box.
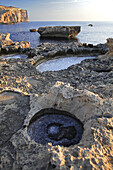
[0,33,30,55]
[0,91,30,146]
[0,42,113,169]
[99,38,113,59]
[0,80,113,169]
[0,5,29,24]
[0,33,13,47]
[30,29,37,32]
[26,42,108,66]
[38,26,81,38]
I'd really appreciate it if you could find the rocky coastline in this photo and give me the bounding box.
[0,33,30,55]
[0,35,113,169]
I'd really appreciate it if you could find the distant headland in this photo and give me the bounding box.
[0,5,29,24]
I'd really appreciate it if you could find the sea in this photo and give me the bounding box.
[0,21,113,48]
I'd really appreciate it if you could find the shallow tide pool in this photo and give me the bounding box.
[1,54,28,59]
[36,56,95,72]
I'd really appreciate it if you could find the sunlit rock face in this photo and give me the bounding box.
[107,38,113,52]
[98,38,113,59]
[38,26,81,38]
[0,5,29,24]
[0,33,13,48]
[28,108,83,147]
[0,33,30,55]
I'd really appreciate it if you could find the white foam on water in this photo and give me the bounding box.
[36,56,95,72]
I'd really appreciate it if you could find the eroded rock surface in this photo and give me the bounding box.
[27,108,83,147]
[0,81,113,169]
[26,42,108,66]
[0,44,113,169]
[0,33,30,55]
[38,26,81,38]
[0,5,28,24]
[99,38,113,59]
[0,91,30,146]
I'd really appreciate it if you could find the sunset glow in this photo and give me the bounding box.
[0,0,113,21]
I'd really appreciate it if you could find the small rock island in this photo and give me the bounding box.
[0,5,29,24]
[38,26,81,38]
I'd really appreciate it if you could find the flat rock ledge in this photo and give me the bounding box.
[0,48,113,169]
[38,26,81,38]
[0,33,30,55]
[26,42,108,66]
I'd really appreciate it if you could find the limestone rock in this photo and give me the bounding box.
[0,91,30,146]
[30,29,37,32]
[26,42,108,65]
[0,5,29,24]
[0,43,113,169]
[0,33,13,47]
[98,38,113,59]
[88,24,93,27]
[0,33,30,55]
[38,26,81,38]
[0,82,113,169]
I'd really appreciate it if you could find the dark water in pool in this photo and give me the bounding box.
[0,21,113,47]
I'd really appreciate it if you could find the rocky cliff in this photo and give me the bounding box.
[0,5,29,24]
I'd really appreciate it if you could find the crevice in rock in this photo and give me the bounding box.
[95,69,112,73]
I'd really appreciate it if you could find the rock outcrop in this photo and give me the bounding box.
[0,33,30,55]
[26,42,108,65]
[38,26,81,38]
[0,41,113,169]
[30,29,37,32]
[0,5,29,24]
[98,38,113,59]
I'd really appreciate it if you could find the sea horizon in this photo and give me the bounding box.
[0,21,113,47]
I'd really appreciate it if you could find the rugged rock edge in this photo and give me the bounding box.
[0,5,29,24]
[0,39,113,169]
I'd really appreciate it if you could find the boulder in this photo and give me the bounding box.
[98,38,113,59]
[88,24,93,27]
[107,38,113,52]
[0,5,29,24]
[38,26,81,38]
[30,29,37,32]
[0,33,30,55]
[0,33,13,48]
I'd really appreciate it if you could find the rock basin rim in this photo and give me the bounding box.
[28,108,84,126]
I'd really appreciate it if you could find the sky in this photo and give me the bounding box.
[0,0,113,21]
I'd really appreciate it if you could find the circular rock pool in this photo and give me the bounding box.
[36,56,95,72]
[27,108,83,147]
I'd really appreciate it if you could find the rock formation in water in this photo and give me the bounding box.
[0,33,30,55]
[30,29,37,32]
[0,5,29,24]
[38,26,81,38]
